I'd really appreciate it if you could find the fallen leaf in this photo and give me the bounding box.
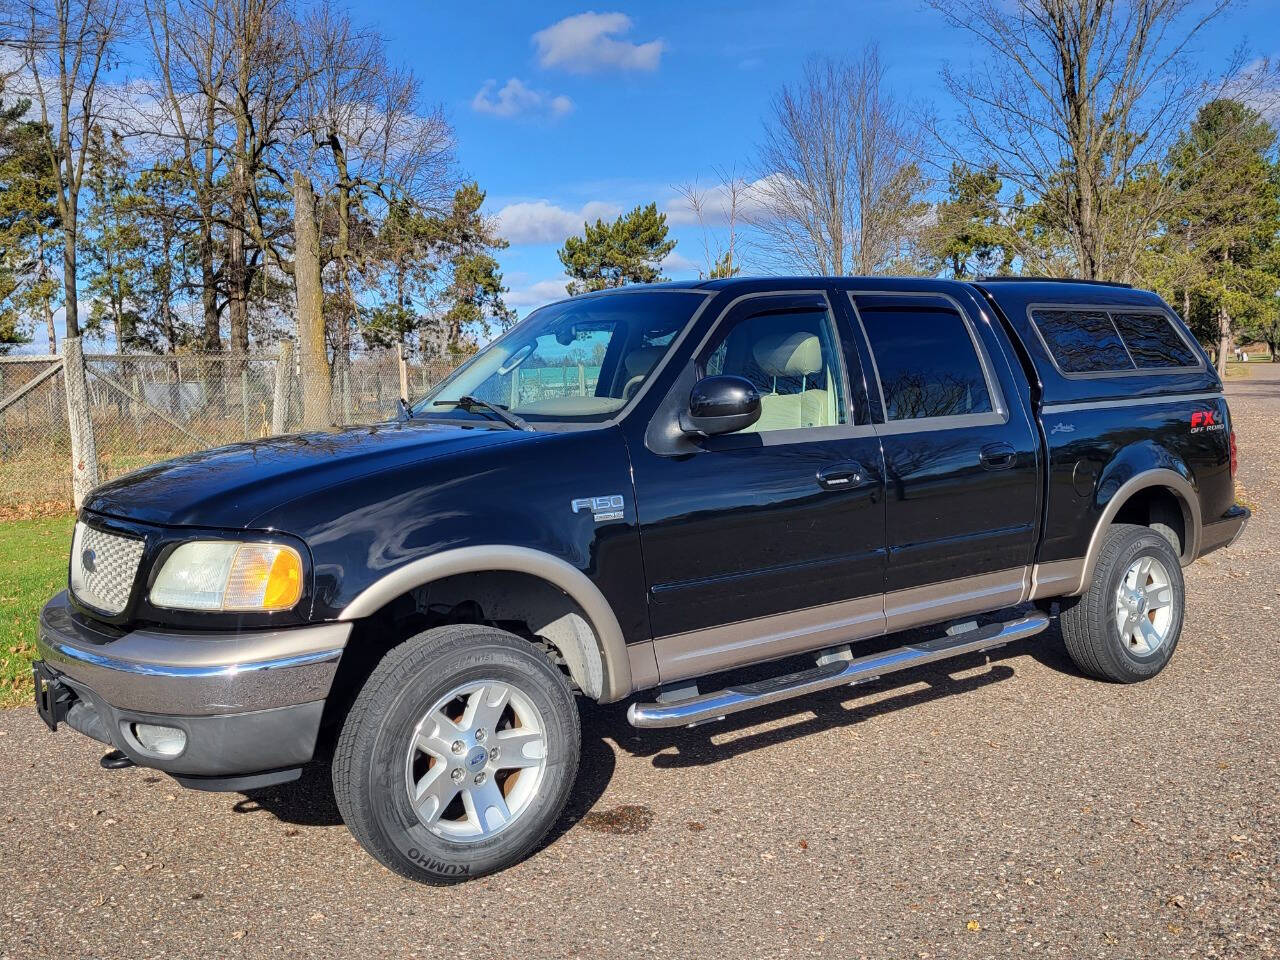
[966,920,981,932]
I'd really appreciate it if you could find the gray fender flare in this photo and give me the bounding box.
[1074,468,1201,594]
[338,546,632,702]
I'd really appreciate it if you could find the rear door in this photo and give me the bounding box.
[843,289,1040,630]
[629,289,888,683]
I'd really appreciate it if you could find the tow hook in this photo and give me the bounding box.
[99,750,134,770]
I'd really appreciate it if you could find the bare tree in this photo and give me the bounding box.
[752,47,928,276]
[299,4,454,361]
[291,168,328,428]
[8,0,128,338]
[221,0,307,358]
[926,0,1249,282]
[673,165,750,278]
[144,0,231,350]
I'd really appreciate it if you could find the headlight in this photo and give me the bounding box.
[150,541,303,612]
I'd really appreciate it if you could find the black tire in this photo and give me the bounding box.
[1059,523,1185,683]
[333,624,580,884]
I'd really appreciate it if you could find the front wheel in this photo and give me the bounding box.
[333,624,580,883]
[1059,523,1185,683]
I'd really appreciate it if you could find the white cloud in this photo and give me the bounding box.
[661,249,699,275]
[533,12,665,74]
[471,78,574,119]
[1225,56,1280,121]
[507,278,571,308]
[495,199,622,245]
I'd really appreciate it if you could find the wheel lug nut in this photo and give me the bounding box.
[450,768,464,782]
[475,729,486,743]
[473,772,486,785]
[488,747,499,760]
[451,740,464,754]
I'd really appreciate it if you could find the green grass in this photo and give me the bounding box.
[0,514,73,707]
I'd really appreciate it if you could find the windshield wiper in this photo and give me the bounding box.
[432,396,532,431]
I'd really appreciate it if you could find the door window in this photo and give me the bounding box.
[702,307,849,431]
[858,302,993,421]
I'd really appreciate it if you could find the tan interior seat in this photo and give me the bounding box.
[621,346,665,400]
[744,331,834,432]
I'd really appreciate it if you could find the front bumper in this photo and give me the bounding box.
[35,591,351,790]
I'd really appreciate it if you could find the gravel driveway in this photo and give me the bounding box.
[2,367,1277,960]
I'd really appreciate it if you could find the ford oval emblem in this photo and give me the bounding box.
[81,548,96,573]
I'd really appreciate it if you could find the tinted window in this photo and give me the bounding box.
[858,303,993,420]
[1031,309,1134,373]
[703,307,849,431]
[1110,311,1199,368]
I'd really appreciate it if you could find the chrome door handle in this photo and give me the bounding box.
[980,443,1016,470]
[816,461,867,490]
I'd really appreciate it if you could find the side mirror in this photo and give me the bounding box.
[680,375,761,436]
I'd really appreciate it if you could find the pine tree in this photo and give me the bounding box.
[0,88,61,353]
[83,128,144,351]
[363,184,514,358]
[1166,100,1280,373]
[558,203,676,294]
[426,184,514,356]
[125,164,202,352]
[927,164,1011,279]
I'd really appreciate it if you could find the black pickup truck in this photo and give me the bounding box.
[33,276,1248,883]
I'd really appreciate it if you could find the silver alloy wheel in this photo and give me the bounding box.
[404,680,548,843]
[1113,555,1175,656]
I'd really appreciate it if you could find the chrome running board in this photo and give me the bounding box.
[627,612,1049,729]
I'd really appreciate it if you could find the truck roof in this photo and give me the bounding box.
[565,276,1217,405]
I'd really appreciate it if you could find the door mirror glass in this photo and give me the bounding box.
[681,375,761,436]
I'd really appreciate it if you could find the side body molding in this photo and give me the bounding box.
[1049,468,1201,597]
[338,546,632,703]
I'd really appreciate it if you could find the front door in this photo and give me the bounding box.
[629,290,888,684]
[844,289,1040,631]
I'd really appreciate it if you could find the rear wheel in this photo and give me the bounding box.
[1059,523,1184,682]
[333,624,580,883]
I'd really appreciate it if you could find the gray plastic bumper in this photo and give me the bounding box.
[35,591,351,789]
[1198,504,1250,559]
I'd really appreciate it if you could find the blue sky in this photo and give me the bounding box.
[15,1,1277,352]
[357,1,1278,315]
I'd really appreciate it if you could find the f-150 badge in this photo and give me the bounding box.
[571,495,624,522]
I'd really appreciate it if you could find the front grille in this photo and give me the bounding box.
[69,522,144,615]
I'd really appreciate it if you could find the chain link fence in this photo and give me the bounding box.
[0,346,459,514]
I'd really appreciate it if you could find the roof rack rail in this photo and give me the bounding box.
[976,276,1133,289]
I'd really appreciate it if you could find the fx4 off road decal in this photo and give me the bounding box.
[1190,410,1225,434]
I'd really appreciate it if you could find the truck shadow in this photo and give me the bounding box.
[231,615,1078,834]
[585,614,1078,771]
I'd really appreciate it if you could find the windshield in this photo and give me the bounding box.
[416,290,706,424]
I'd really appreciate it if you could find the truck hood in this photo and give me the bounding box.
[83,421,540,529]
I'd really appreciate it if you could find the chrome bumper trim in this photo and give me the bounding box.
[47,640,344,679]
[37,591,350,715]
